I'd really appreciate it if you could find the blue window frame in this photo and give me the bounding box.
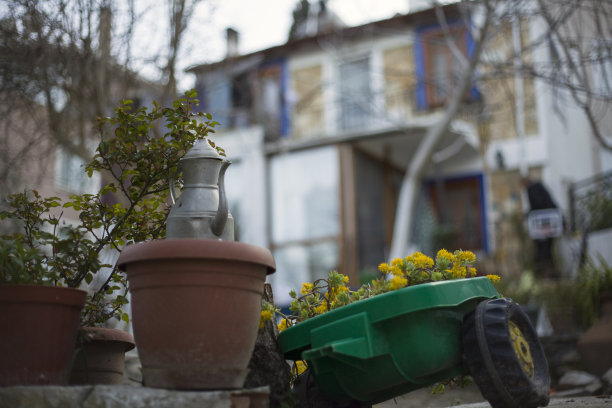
[414,21,480,110]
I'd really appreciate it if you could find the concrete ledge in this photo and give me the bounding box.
[0,385,270,408]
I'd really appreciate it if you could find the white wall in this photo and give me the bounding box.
[528,12,609,213]
[587,228,612,267]
[212,126,268,248]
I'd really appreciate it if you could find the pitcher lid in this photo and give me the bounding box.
[182,138,223,161]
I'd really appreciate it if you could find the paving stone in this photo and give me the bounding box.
[558,370,600,389]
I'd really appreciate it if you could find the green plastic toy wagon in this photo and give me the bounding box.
[278,277,550,408]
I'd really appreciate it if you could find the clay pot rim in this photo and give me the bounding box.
[117,239,276,275]
[80,326,136,351]
[0,284,87,306]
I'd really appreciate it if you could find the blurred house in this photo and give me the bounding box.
[1,83,159,222]
[187,2,612,305]
[0,7,162,231]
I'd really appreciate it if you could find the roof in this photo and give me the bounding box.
[186,3,461,74]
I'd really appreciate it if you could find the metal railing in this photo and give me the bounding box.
[568,170,612,233]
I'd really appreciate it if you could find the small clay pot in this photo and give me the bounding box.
[70,326,136,385]
[117,239,275,390]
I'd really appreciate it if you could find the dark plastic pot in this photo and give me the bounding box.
[577,293,612,376]
[0,285,86,385]
[117,238,275,390]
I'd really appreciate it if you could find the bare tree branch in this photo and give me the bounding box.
[0,0,209,195]
[389,0,495,260]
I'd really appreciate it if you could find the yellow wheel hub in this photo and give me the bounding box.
[509,320,535,379]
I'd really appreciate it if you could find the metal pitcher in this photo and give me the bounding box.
[166,139,234,241]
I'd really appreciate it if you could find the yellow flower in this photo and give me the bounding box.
[343,275,350,283]
[328,284,349,302]
[277,318,289,332]
[389,276,408,290]
[314,303,328,315]
[451,263,466,278]
[486,274,501,284]
[391,266,403,277]
[412,252,434,269]
[378,263,390,274]
[301,282,313,295]
[259,310,273,329]
[295,360,308,375]
[391,258,404,268]
[455,250,476,264]
[436,249,455,262]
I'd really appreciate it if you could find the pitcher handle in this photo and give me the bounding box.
[169,178,178,205]
[211,160,231,237]
[169,166,180,205]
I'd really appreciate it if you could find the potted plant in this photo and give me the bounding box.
[114,94,276,391]
[0,189,138,385]
[0,90,218,385]
[0,237,86,385]
[264,250,549,408]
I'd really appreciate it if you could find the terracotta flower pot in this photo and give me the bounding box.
[0,285,86,385]
[117,239,275,390]
[577,293,612,376]
[70,326,136,385]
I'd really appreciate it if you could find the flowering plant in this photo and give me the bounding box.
[262,249,500,331]
[261,249,500,381]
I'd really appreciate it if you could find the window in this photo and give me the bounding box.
[268,146,340,305]
[421,175,487,252]
[257,62,287,139]
[416,24,474,109]
[591,40,612,98]
[199,61,288,134]
[339,57,372,130]
[353,150,404,276]
[200,73,232,127]
[55,147,95,194]
[231,72,252,127]
[198,71,253,129]
[291,64,324,139]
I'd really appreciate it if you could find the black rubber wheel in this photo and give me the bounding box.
[462,298,550,408]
